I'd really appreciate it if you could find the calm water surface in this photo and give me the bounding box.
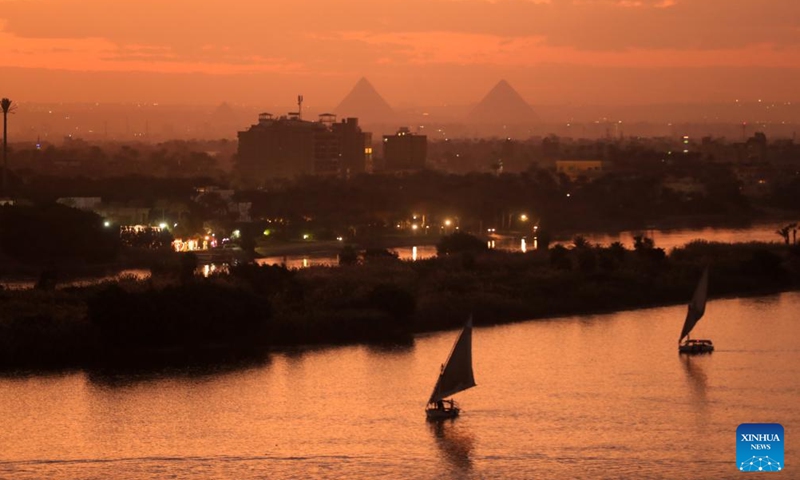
[1,292,798,478]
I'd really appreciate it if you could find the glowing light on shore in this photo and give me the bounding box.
[412,246,418,261]
[203,264,219,278]
[521,238,527,253]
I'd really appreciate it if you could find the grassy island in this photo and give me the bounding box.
[1,236,798,369]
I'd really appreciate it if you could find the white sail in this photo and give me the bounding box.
[429,317,476,404]
[679,267,709,342]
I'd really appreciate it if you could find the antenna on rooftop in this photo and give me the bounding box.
[298,95,304,120]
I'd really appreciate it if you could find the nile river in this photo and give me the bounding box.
[1,291,798,479]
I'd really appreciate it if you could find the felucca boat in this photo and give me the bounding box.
[426,317,476,420]
[679,267,714,354]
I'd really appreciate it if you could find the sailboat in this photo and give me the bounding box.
[426,317,477,420]
[679,267,714,354]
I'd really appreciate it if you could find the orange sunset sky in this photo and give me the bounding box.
[1,0,799,106]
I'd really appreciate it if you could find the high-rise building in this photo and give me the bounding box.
[382,128,427,172]
[331,117,372,176]
[236,112,372,185]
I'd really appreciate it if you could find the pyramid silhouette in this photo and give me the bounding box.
[467,80,537,123]
[335,77,395,123]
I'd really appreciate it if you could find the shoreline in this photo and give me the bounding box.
[3,218,793,287]
[2,286,797,376]
[1,240,797,371]
[255,235,441,258]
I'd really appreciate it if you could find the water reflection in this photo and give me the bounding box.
[743,293,782,308]
[0,368,81,381]
[364,337,416,356]
[429,420,475,473]
[681,354,709,403]
[2,293,799,479]
[85,353,272,388]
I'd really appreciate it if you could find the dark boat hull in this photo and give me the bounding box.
[679,339,714,354]
[426,399,460,420]
[426,406,460,420]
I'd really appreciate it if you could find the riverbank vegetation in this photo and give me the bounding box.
[1,235,799,369]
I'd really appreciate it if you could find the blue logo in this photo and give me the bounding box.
[737,423,784,472]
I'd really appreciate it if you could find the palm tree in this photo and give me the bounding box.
[776,223,797,245]
[572,235,590,250]
[1,98,12,196]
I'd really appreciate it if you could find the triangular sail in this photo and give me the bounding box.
[429,318,476,404]
[679,267,709,342]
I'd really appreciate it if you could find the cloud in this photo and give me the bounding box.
[1,0,798,55]
[342,31,800,68]
[1,0,799,105]
[0,22,303,74]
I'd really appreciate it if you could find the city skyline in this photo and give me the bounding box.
[2,0,799,106]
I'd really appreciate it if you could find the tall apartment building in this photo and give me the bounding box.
[236,112,372,185]
[382,127,427,172]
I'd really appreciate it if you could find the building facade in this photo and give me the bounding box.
[236,113,372,184]
[382,127,427,172]
[555,160,604,180]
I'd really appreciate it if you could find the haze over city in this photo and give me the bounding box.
[2,0,800,107]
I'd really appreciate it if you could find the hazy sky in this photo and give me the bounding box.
[1,0,799,106]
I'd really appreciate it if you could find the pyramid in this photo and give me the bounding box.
[334,77,395,123]
[467,80,537,124]
[211,102,236,122]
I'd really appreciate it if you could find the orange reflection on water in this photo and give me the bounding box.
[1,292,799,478]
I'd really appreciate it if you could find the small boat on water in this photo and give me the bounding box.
[679,267,714,354]
[426,317,477,420]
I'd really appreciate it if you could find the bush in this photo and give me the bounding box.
[363,248,399,263]
[437,232,488,255]
[367,283,416,321]
[549,245,572,270]
[228,262,295,295]
[87,282,271,349]
[338,245,359,265]
[0,204,119,264]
